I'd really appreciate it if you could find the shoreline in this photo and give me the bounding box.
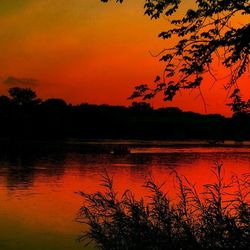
[0,139,250,156]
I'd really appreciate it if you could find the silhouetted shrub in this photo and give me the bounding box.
[77,165,250,250]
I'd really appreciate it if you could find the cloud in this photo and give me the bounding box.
[3,76,39,86]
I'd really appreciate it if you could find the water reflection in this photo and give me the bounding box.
[0,153,67,191]
[0,147,249,250]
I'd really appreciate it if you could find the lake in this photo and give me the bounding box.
[0,142,250,250]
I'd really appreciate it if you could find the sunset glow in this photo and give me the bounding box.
[0,0,249,115]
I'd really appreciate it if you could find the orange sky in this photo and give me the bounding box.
[0,0,249,116]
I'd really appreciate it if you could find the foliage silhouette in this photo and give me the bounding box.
[78,165,250,249]
[101,0,250,110]
[0,87,250,140]
[8,87,40,106]
[227,89,250,116]
[0,95,11,107]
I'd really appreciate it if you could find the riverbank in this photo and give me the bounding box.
[1,139,250,156]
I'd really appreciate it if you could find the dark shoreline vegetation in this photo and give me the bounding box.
[1,87,250,142]
[78,165,250,250]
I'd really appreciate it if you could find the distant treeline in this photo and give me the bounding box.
[0,87,250,140]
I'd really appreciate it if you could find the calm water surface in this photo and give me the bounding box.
[0,144,250,250]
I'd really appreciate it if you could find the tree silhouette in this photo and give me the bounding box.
[42,98,67,109]
[101,0,250,109]
[0,95,11,107]
[131,101,153,111]
[0,87,249,139]
[227,89,250,116]
[8,87,40,106]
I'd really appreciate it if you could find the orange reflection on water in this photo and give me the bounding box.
[0,147,249,249]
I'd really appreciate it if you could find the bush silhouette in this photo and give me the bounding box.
[78,165,250,250]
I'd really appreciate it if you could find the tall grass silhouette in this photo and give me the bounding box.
[77,164,249,250]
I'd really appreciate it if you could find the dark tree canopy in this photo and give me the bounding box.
[8,87,39,106]
[1,87,249,140]
[101,0,250,112]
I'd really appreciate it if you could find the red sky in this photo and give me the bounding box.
[0,0,249,116]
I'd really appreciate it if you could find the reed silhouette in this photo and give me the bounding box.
[78,165,250,250]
